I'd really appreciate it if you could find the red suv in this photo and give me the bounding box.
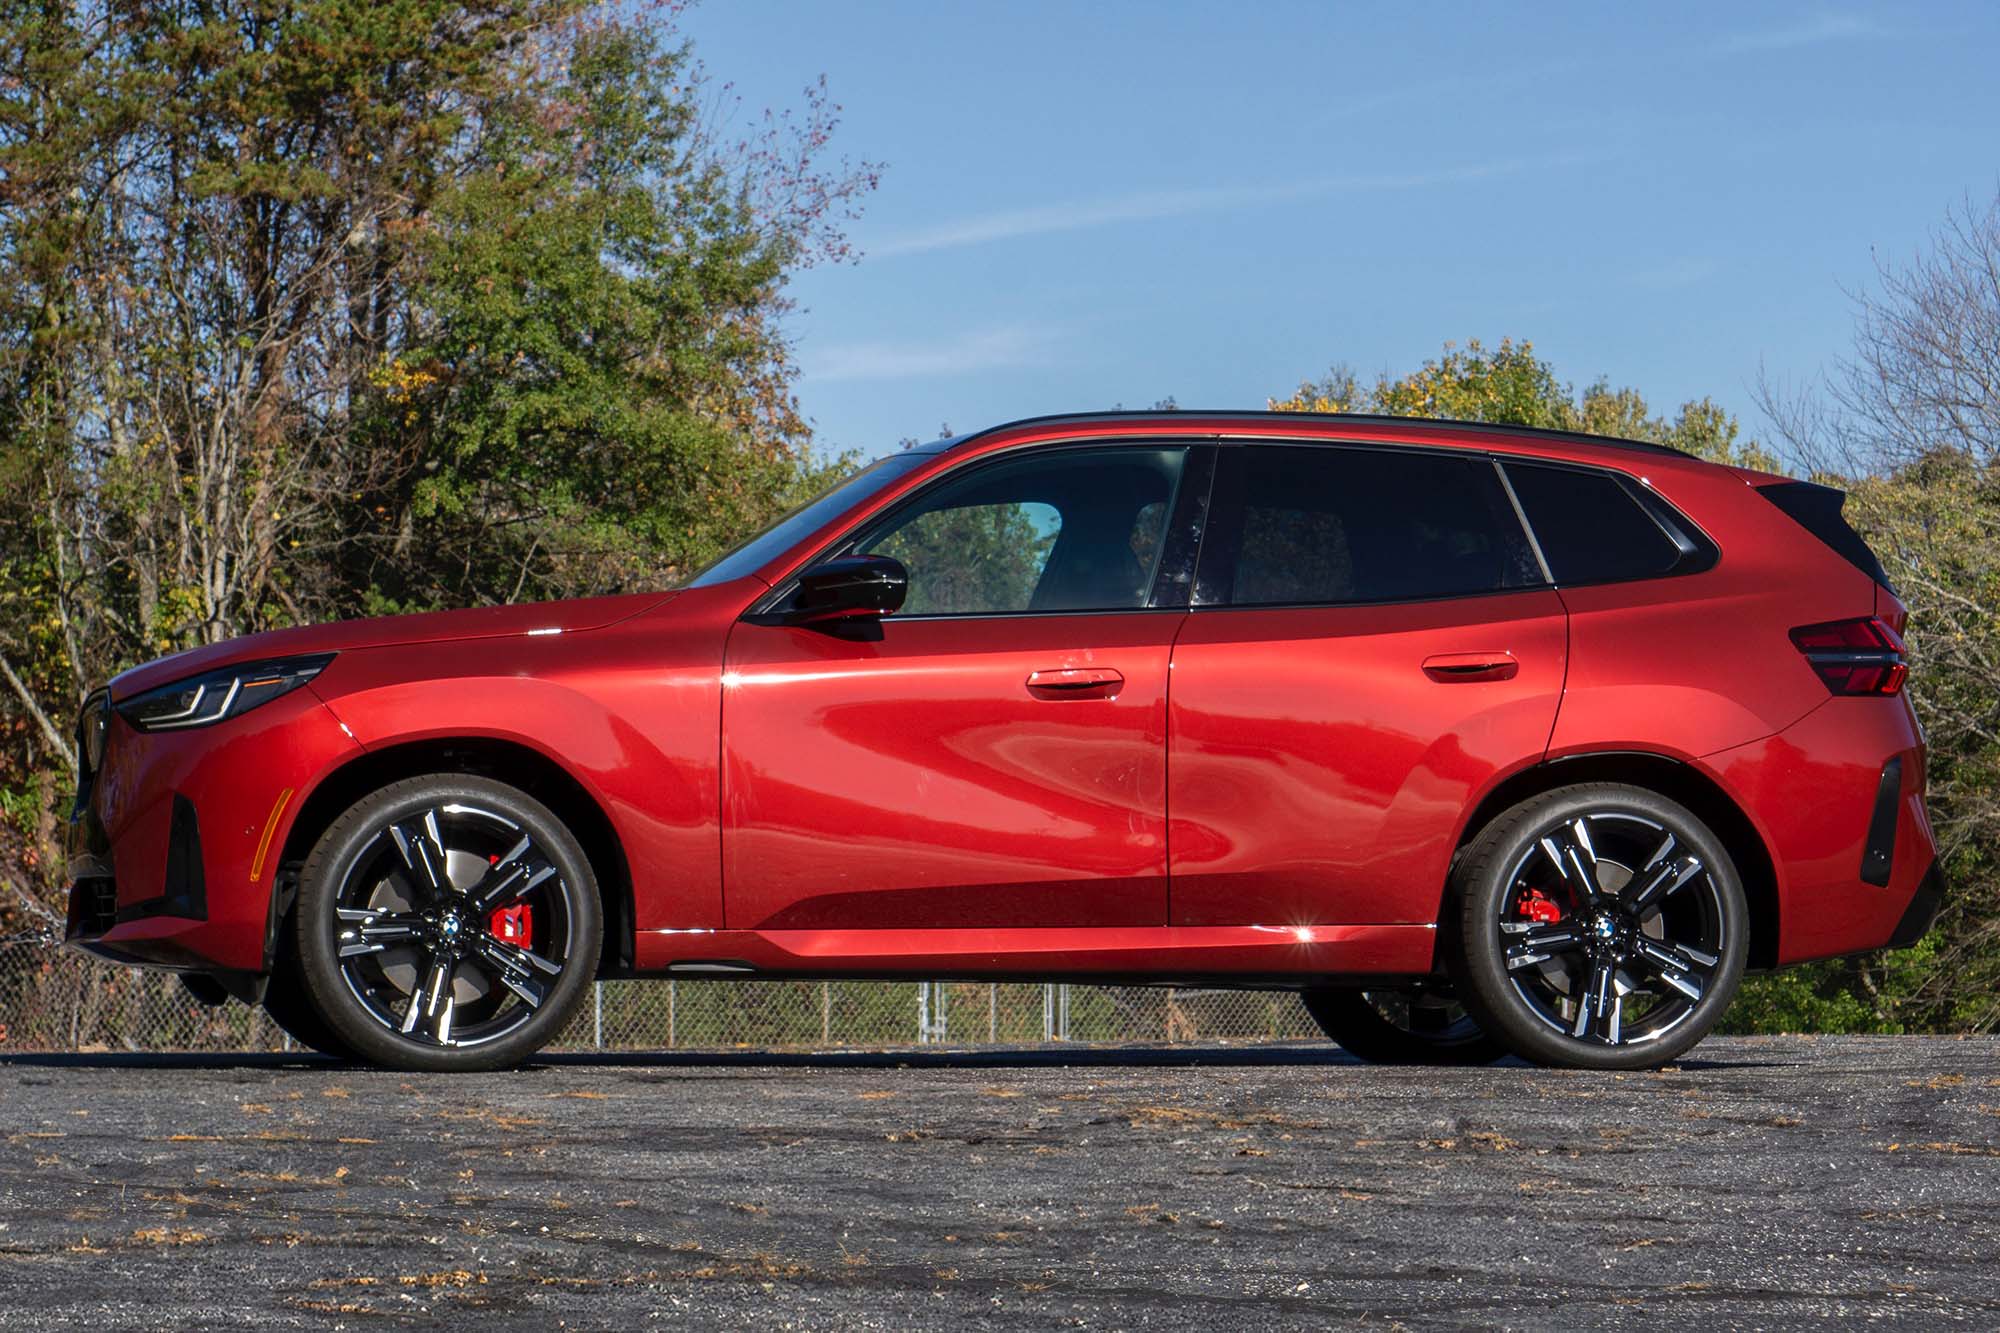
[66,413,1942,1071]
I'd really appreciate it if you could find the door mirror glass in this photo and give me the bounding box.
[787,553,909,625]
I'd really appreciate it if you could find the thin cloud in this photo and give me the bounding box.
[867,154,1597,259]
[1717,13,1883,54]
[804,325,1052,383]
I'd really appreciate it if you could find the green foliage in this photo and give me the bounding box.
[1274,338,1782,471]
[360,20,827,605]
[1724,964,1893,1035]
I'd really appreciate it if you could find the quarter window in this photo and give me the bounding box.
[1502,462,1685,585]
[1220,446,1541,605]
[852,447,1186,615]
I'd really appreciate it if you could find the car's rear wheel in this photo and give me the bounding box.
[1449,784,1748,1071]
[293,775,601,1072]
[1303,984,1505,1065]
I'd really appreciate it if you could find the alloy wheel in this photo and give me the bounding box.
[330,802,579,1050]
[1495,809,1728,1049]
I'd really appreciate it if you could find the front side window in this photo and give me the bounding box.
[849,447,1186,616]
[684,450,930,589]
[1217,445,1541,606]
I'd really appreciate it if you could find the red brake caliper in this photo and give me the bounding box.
[1516,887,1562,925]
[487,854,533,942]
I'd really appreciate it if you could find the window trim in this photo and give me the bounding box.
[1492,460,1555,585]
[1191,438,1553,611]
[746,439,1205,623]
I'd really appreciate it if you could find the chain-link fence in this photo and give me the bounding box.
[0,936,1324,1054]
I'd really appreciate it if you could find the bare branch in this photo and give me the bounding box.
[0,650,75,773]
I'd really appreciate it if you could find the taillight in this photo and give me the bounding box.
[1790,617,1907,696]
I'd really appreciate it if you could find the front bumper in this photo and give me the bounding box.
[64,687,360,974]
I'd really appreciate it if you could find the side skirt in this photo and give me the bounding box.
[633,923,1437,984]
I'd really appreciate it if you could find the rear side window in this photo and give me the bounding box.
[1755,480,1895,594]
[1502,462,1699,585]
[1217,445,1541,605]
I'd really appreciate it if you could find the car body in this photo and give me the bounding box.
[65,411,1944,1069]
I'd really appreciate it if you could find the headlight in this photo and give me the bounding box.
[115,653,335,732]
[76,692,109,774]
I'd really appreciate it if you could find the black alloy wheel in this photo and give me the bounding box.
[1450,784,1748,1070]
[292,775,601,1071]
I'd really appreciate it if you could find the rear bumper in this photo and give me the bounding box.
[1702,696,1941,965]
[1882,859,1946,952]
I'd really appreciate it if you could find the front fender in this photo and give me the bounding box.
[307,621,726,931]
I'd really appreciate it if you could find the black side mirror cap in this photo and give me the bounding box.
[785,553,909,627]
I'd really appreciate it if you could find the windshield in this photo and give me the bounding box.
[682,451,931,588]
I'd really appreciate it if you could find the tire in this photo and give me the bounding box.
[262,953,356,1060]
[1448,783,1749,1071]
[1303,985,1506,1065]
[292,774,602,1072]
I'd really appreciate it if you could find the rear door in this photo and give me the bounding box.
[721,443,1209,932]
[1167,442,1567,928]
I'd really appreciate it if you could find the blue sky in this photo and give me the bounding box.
[678,2,2000,458]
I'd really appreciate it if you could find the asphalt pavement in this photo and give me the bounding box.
[1,1035,1997,1328]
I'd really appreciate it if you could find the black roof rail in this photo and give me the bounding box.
[947,409,1693,461]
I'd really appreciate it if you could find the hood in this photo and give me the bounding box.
[108,591,677,700]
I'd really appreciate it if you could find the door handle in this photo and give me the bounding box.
[1422,652,1519,683]
[1026,667,1124,699]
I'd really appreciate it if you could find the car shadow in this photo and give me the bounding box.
[541,1045,1772,1072]
[0,1043,1776,1073]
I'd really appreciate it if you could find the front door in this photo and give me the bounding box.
[721,443,1199,932]
[1168,441,1567,929]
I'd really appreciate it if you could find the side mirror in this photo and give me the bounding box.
[786,553,908,627]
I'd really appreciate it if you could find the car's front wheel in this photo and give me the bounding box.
[1449,784,1748,1070]
[291,774,601,1072]
[1302,985,1505,1065]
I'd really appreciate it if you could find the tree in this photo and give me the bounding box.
[348,20,877,611]
[0,2,874,923]
[1273,337,1780,470]
[1754,190,2000,1033]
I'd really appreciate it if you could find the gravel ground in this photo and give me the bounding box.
[1,1035,1997,1329]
